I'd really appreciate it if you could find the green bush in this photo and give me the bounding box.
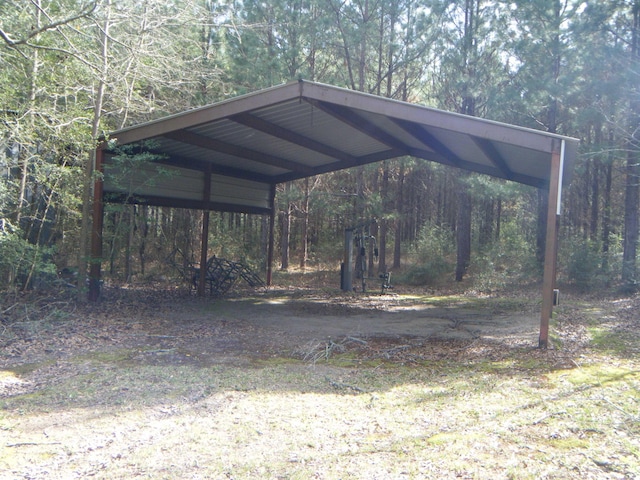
[400,223,454,286]
[0,220,57,289]
[411,222,455,263]
[402,257,452,286]
[565,239,606,290]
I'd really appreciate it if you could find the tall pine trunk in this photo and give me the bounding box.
[393,162,405,269]
[454,0,476,281]
[78,0,111,298]
[589,126,602,242]
[138,205,148,276]
[455,174,471,282]
[601,128,614,270]
[124,205,135,283]
[299,178,309,270]
[622,0,640,289]
[537,0,562,268]
[378,161,389,273]
[280,183,291,270]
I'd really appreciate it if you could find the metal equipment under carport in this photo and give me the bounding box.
[341,220,383,294]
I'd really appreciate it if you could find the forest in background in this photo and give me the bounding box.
[1,0,639,295]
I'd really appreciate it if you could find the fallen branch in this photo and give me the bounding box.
[6,442,62,447]
[300,339,345,364]
[125,333,180,339]
[601,396,638,421]
[382,344,411,359]
[300,340,324,363]
[2,303,19,315]
[325,376,365,393]
[325,340,343,360]
[142,348,177,354]
[532,410,567,425]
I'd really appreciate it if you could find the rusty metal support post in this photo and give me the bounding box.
[342,228,353,291]
[198,166,212,297]
[539,139,565,348]
[88,147,105,302]
[266,184,276,286]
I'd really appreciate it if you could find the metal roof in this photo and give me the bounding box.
[101,80,579,214]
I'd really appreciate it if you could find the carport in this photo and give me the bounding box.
[90,79,579,348]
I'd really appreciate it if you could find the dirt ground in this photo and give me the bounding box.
[0,279,589,409]
[1,281,638,479]
[1,283,546,376]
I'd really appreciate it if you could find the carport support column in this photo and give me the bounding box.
[88,146,105,302]
[266,184,276,286]
[198,166,212,297]
[342,228,353,291]
[539,140,565,349]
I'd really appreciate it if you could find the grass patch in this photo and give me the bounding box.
[546,437,592,450]
[3,353,640,478]
[406,293,537,313]
[426,432,465,445]
[1,362,46,376]
[557,364,638,387]
[588,326,630,354]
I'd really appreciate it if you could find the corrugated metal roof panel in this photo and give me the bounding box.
[102,80,579,213]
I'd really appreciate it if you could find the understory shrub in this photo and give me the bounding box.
[463,215,539,291]
[402,257,453,286]
[564,237,618,290]
[401,222,454,286]
[0,220,57,289]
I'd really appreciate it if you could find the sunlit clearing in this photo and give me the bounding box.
[0,370,26,391]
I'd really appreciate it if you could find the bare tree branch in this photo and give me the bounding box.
[0,1,97,47]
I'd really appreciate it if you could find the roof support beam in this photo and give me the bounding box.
[103,193,272,215]
[300,82,558,154]
[163,130,314,175]
[392,118,542,186]
[229,112,353,164]
[392,118,462,168]
[471,136,515,181]
[305,98,408,155]
[151,154,274,184]
[271,143,545,188]
[273,149,402,183]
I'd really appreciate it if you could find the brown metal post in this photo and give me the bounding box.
[198,167,212,296]
[539,140,564,348]
[266,184,276,286]
[342,228,353,291]
[88,147,105,302]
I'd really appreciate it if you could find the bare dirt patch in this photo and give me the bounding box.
[2,284,547,375]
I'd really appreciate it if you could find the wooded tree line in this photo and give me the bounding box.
[1,0,639,292]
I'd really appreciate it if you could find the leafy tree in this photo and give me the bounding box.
[429,0,511,281]
[0,0,96,288]
[500,0,584,271]
[621,0,640,289]
[565,0,640,288]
